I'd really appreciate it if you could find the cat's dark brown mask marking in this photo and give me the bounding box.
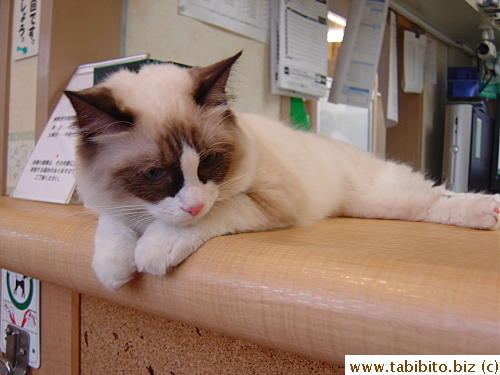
[109,123,237,204]
[111,155,185,203]
[66,52,243,204]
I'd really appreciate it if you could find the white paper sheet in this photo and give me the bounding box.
[329,0,389,108]
[424,38,437,84]
[12,55,149,204]
[386,10,398,124]
[178,0,270,43]
[12,0,41,60]
[403,30,427,93]
[11,72,91,203]
[271,0,328,99]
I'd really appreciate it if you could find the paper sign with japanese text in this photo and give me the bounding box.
[12,0,41,61]
[11,69,92,204]
[11,54,149,204]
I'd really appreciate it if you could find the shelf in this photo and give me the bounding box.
[392,0,500,53]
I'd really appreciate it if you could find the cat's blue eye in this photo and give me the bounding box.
[143,168,167,181]
[200,153,218,168]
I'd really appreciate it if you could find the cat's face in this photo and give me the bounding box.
[67,52,253,226]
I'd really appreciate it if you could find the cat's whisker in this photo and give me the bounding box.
[123,216,149,230]
[94,205,147,213]
[210,140,235,148]
[118,208,151,217]
[85,204,155,232]
[90,205,152,221]
[43,208,100,236]
[202,112,237,142]
[199,141,236,159]
[203,131,238,147]
[131,215,155,229]
[136,159,160,174]
[48,207,97,224]
[102,120,135,133]
[218,167,268,190]
[200,108,241,148]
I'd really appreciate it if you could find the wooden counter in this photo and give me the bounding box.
[0,196,498,365]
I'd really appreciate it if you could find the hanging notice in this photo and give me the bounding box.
[271,0,328,99]
[387,10,398,124]
[403,30,427,93]
[424,37,437,85]
[12,0,41,60]
[1,270,40,368]
[12,54,149,204]
[178,0,270,43]
[329,0,389,108]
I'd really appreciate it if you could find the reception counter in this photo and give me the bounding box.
[0,196,498,370]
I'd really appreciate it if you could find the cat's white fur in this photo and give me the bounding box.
[68,55,500,291]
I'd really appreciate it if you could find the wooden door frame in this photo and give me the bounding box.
[0,0,12,196]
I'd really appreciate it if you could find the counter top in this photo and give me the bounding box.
[0,196,498,363]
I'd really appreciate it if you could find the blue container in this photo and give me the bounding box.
[447,67,480,99]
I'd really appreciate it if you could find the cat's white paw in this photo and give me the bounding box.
[92,215,139,291]
[426,194,499,230]
[449,194,499,230]
[471,194,500,230]
[92,252,137,291]
[134,221,205,276]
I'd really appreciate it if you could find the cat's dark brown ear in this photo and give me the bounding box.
[190,51,242,107]
[65,87,134,140]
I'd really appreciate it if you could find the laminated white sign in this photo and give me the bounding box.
[12,54,149,204]
[1,270,40,368]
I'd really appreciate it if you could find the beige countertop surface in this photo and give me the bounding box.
[0,196,498,364]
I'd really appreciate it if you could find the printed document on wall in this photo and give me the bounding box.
[178,0,270,43]
[387,10,398,124]
[424,38,437,84]
[329,0,389,108]
[403,30,427,93]
[271,0,328,98]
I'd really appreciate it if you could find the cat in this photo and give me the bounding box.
[65,52,500,291]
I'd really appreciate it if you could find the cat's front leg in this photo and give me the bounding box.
[135,192,295,276]
[93,214,139,291]
[426,193,500,230]
[134,220,206,276]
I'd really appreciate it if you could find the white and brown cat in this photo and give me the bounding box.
[66,52,500,291]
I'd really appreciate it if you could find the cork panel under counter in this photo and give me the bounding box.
[80,295,344,375]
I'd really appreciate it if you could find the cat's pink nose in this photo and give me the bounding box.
[183,204,205,216]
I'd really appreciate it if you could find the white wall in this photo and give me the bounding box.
[6,57,37,194]
[123,0,281,119]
